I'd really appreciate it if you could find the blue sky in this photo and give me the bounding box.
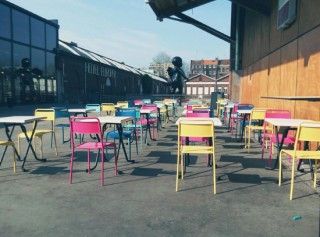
[9,0,231,68]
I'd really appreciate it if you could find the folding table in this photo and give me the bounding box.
[0,116,46,171]
[140,108,157,143]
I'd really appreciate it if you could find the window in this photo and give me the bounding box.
[13,43,31,102]
[198,87,203,95]
[210,87,214,93]
[0,39,12,104]
[204,87,209,95]
[46,25,57,51]
[46,52,56,94]
[12,10,30,44]
[187,87,191,95]
[31,18,45,48]
[192,87,197,95]
[0,40,11,68]
[32,48,45,94]
[0,4,11,39]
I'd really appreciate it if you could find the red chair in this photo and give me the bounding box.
[69,117,117,185]
[261,110,295,164]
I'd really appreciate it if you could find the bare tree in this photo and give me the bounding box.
[152,52,171,64]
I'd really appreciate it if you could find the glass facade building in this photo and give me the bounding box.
[0,1,59,105]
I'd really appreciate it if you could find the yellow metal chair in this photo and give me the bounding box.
[176,120,216,194]
[279,122,320,200]
[101,103,116,115]
[244,108,267,151]
[0,141,17,173]
[17,109,58,159]
[153,101,168,126]
[116,101,129,108]
[216,98,227,117]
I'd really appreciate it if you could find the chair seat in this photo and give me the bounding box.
[106,130,132,139]
[264,134,295,144]
[0,140,15,146]
[75,142,115,150]
[246,125,264,130]
[18,129,53,138]
[181,145,214,154]
[55,123,70,128]
[137,118,148,126]
[281,149,320,159]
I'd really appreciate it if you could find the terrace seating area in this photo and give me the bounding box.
[0,98,319,236]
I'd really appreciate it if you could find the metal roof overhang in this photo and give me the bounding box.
[147,0,271,44]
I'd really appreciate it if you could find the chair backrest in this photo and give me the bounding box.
[142,99,151,104]
[85,104,101,113]
[294,122,320,150]
[187,109,210,118]
[134,99,144,106]
[101,103,115,113]
[265,109,291,119]
[35,108,55,121]
[141,104,157,111]
[179,120,214,138]
[53,107,69,118]
[70,117,102,145]
[238,104,254,110]
[116,101,129,108]
[232,103,239,114]
[115,108,137,118]
[250,109,266,121]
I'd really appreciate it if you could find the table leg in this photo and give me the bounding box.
[3,124,21,161]
[266,126,289,170]
[116,124,135,163]
[227,108,233,132]
[239,114,248,142]
[144,114,156,144]
[20,122,46,172]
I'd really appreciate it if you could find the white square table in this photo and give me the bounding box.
[140,108,158,142]
[98,116,135,163]
[0,116,46,171]
[264,118,313,170]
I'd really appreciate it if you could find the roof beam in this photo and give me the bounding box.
[227,0,271,15]
[171,12,234,44]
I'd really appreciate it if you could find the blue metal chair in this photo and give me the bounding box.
[85,104,101,113]
[106,108,139,160]
[53,107,70,144]
[142,98,151,104]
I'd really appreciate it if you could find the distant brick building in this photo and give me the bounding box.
[185,73,230,98]
[189,59,230,79]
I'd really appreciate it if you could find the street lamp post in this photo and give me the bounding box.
[215,59,220,93]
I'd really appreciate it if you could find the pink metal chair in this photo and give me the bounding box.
[141,104,158,139]
[229,103,239,134]
[69,117,117,186]
[134,99,144,106]
[261,110,295,164]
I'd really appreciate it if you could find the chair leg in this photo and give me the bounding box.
[289,158,295,200]
[39,137,43,159]
[114,145,118,176]
[175,151,180,192]
[69,150,74,184]
[279,151,283,186]
[87,149,91,174]
[128,138,131,161]
[17,137,21,156]
[212,152,216,194]
[248,128,251,151]
[244,127,247,148]
[140,127,143,153]
[100,148,105,186]
[313,160,317,189]
[53,132,58,156]
[181,154,184,180]
[135,133,138,155]
[12,146,16,174]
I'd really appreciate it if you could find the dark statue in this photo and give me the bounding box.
[167,56,187,94]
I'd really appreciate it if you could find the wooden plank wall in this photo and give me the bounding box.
[239,0,320,120]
